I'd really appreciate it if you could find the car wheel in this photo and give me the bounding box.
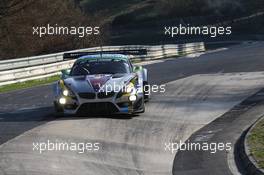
[141,100,145,113]
[136,97,145,113]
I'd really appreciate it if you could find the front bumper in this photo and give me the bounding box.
[54,92,144,115]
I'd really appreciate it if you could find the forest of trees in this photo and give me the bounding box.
[1,0,263,59]
[156,0,264,18]
[0,0,106,60]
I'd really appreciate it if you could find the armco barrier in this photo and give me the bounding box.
[0,42,205,86]
[0,43,204,71]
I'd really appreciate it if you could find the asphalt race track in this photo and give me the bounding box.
[1,42,264,175]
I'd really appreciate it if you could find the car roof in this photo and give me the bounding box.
[78,54,129,62]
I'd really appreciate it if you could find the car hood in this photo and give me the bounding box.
[64,74,135,93]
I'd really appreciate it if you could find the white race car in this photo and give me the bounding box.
[53,51,149,116]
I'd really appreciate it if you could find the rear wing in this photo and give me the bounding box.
[63,49,147,60]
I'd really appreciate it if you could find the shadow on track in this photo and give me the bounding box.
[55,113,137,121]
[0,106,137,145]
[0,107,54,145]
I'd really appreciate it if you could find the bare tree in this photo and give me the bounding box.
[0,0,35,18]
[0,0,107,60]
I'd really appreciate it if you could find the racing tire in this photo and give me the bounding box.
[135,97,145,114]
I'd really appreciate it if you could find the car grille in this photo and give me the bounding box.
[77,102,119,115]
[78,93,96,99]
[97,91,115,99]
[64,104,78,110]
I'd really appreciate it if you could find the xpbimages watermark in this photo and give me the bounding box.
[99,82,166,96]
[164,24,232,38]
[164,140,232,154]
[33,140,101,154]
[32,24,100,38]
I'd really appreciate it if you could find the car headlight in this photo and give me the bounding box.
[59,80,75,98]
[129,95,137,102]
[125,82,135,94]
[62,87,75,97]
[63,89,69,96]
[117,78,138,99]
[59,97,67,105]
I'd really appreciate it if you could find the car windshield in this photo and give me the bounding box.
[70,59,131,76]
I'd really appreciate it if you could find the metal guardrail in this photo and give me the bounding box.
[0,42,205,86]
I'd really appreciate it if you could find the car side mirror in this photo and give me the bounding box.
[61,69,71,79]
[133,65,142,72]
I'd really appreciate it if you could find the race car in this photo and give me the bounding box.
[53,51,149,116]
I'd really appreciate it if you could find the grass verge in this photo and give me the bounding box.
[248,117,264,169]
[0,75,60,93]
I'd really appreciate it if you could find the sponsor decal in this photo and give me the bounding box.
[86,75,111,92]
